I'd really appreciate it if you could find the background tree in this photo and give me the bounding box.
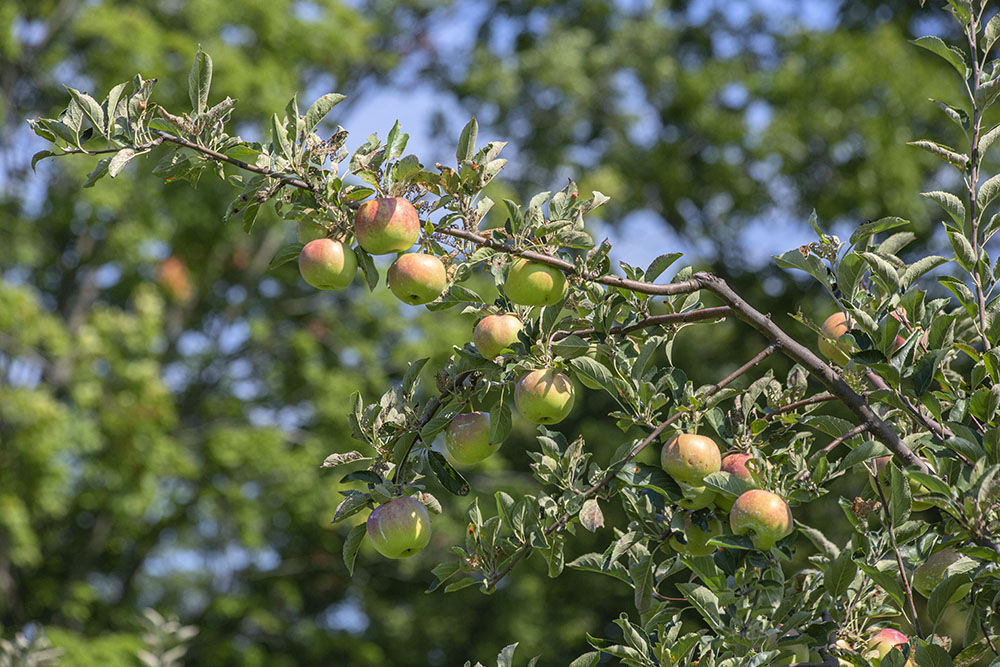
[4,1,998,666]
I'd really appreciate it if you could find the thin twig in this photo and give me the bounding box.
[765,393,837,420]
[552,306,733,341]
[809,424,870,463]
[871,472,923,638]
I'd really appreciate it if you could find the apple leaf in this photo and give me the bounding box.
[489,401,512,446]
[567,652,599,667]
[303,93,346,134]
[824,545,858,597]
[188,48,213,114]
[568,356,614,394]
[355,247,379,290]
[342,523,366,576]
[268,243,304,270]
[496,643,518,667]
[578,499,604,532]
[333,490,371,522]
[644,252,683,282]
[456,116,478,163]
[546,534,565,577]
[675,583,723,631]
[31,150,57,172]
[426,450,470,496]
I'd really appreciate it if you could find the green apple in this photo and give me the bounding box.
[388,253,447,305]
[912,547,963,599]
[366,496,432,559]
[473,314,523,358]
[675,481,718,510]
[818,311,851,366]
[669,513,723,556]
[865,628,913,667]
[354,196,420,254]
[298,239,358,290]
[445,412,498,465]
[504,258,567,306]
[729,489,794,550]
[297,219,328,244]
[514,368,575,424]
[661,433,722,486]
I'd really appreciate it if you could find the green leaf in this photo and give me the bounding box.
[849,216,910,245]
[82,156,112,188]
[921,191,966,228]
[456,117,478,162]
[773,249,829,287]
[333,490,370,522]
[65,87,105,136]
[30,150,56,172]
[890,463,912,525]
[188,48,213,114]
[427,450,470,496]
[908,140,968,169]
[342,523,366,576]
[567,652,600,667]
[644,252,683,282]
[385,120,408,160]
[901,255,949,289]
[986,13,1000,54]
[271,113,292,160]
[980,122,1000,157]
[979,173,1000,213]
[489,401,512,445]
[675,583,722,630]
[578,499,604,532]
[269,243,304,270]
[859,252,901,293]
[303,93,346,133]
[911,36,969,77]
[355,247,379,291]
[497,643,518,667]
[108,148,137,178]
[838,440,890,470]
[629,555,653,613]
[948,230,976,272]
[546,534,564,577]
[912,641,953,667]
[568,356,614,394]
[321,450,370,469]
[824,546,858,597]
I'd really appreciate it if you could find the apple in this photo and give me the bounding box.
[669,513,723,556]
[729,489,794,550]
[474,314,524,358]
[366,496,432,559]
[865,628,913,667]
[504,258,567,306]
[354,197,420,254]
[818,312,851,366]
[675,481,718,510]
[445,412,498,465]
[714,452,755,511]
[661,433,722,486]
[298,238,358,290]
[514,368,575,424]
[721,452,753,481]
[912,547,963,598]
[388,253,447,305]
[297,219,328,244]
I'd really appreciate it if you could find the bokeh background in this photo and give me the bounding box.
[0,0,979,664]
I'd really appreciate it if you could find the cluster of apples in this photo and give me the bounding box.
[320,198,582,558]
[661,434,794,553]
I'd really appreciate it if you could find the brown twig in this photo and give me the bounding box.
[809,424,871,463]
[552,306,733,341]
[765,393,837,420]
[870,471,923,638]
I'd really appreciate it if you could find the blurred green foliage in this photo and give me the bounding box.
[0,0,979,664]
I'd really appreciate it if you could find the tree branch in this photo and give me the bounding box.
[552,306,732,341]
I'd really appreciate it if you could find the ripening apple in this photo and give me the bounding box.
[514,369,575,424]
[366,496,432,559]
[445,412,498,465]
[714,452,755,511]
[473,314,523,358]
[354,196,420,254]
[661,433,722,486]
[912,547,963,599]
[729,489,794,550]
[669,514,723,556]
[297,219,328,244]
[388,253,447,305]
[298,238,358,290]
[504,258,567,306]
[818,312,851,365]
[865,628,913,667]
